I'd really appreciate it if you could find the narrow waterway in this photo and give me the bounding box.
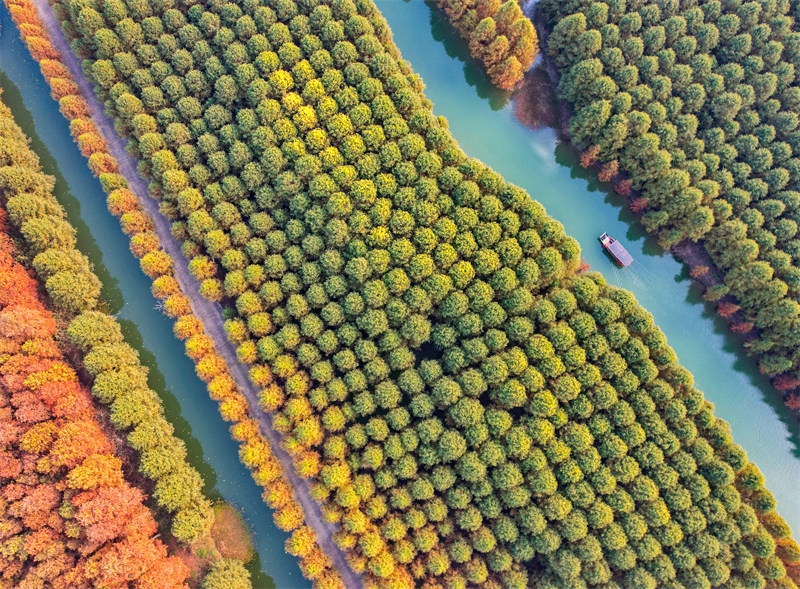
[2,0,797,561]
[377,0,800,531]
[0,7,310,588]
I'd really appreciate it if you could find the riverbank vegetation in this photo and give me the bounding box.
[539,0,800,393]
[31,0,800,587]
[512,65,560,131]
[0,96,192,589]
[434,0,538,90]
[3,2,348,587]
[0,53,262,587]
[0,82,218,541]
[0,228,190,589]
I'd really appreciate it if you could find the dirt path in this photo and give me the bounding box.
[29,2,362,587]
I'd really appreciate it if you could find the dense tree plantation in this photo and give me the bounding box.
[0,87,219,547]
[3,3,348,586]
[0,96,192,588]
[0,227,190,589]
[3,0,352,589]
[540,0,800,385]
[37,0,800,587]
[435,0,538,90]
[0,69,263,587]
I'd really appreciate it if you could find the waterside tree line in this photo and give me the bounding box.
[540,0,800,390]
[40,0,800,587]
[1,5,262,587]
[0,22,218,542]
[4,1,349,586]
[0,91,195,589]
[434,0,539,90]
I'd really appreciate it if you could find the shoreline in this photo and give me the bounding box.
[528,5,785,396]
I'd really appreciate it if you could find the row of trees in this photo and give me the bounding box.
[541,0,800,384]
[6,2,347,586]
[0,12,219,545]
[0,180,190,586]
[436,0,538,90]
[46,0,799,587]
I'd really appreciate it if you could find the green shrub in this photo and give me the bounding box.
[202,557,252,589]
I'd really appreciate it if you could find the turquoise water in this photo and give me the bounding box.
[0,6,310,588]
[1,0,797,571]
[377,0,800,531]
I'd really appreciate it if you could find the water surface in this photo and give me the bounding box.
[0,7,310,587]
[2,0,796,552]
[377,0,800,531]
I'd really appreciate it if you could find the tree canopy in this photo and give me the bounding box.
[41,0,800,587]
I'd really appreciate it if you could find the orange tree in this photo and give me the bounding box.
[0,220,190,589]
[436,0,538,89]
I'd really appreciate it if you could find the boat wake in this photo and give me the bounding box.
[607,260,661,293]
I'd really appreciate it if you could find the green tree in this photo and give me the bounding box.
[202,558,253,589]
[45,270,102,313]
[68,311,125,350]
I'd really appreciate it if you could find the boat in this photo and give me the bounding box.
[599,232,633,267]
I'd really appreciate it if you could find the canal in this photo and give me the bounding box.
[0,5,311,588]
[376,0,800,531]
[0,0,797,569]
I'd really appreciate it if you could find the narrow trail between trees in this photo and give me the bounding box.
[28,2,362,587]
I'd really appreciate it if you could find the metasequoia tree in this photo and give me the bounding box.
[42,0,800,587]
[541,0,800,385]
[0,226,189,589]
[438,0,538,89]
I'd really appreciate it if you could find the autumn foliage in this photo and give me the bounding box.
[629,196,649,214]
[717,301,741,319]
[0,1,213,543]
[4,3,343,585]
[438,0,538,89]
[38,0,800,584]
[578,145,599,169]
[0,228,189,589]
[732,321,755,334]
[775,374,800,393]
[597,160,619,183]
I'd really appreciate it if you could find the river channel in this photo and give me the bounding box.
[0,0,797,574]
[375,0,800,532]
[0,5,311,588]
